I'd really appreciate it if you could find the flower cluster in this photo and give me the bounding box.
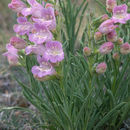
[84,1,130,74]
[3,0,64,81]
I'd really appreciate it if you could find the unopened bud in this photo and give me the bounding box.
[94,32,102,41]
[117,38,123,45]
[120,42,130,55]
[101,14,109,21]
[113,52,120,60]
[83,47,91,56]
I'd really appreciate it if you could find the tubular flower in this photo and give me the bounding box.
[44,41,64,63]
[112,4,130,24]
[3,44,18,65]
[83,47,91,56]
[10,36,26,49]
[96,62,107,74]
[8,0,26,13]
[94,32,102,41]
[99,42,114,54]
[28,23,53,44]
[99,19,118,34]
[25,44,45,55]
[106,30,117,42]
[13,17,32,35]
[106,0,117,13]
[120,42,130,54]
[22,0,43,17]
[32,7,56,30]
[31,58,56,81]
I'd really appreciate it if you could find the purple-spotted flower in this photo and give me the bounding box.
[31,58,56,81]
[32,7,56,30]
[8,0,26,13]
[99,42,114,55]
[25,44,45,55]
[3,44,18,65]
[44,41,64,63]
[112,4,130,24]
[83,47,91,56]
[96,62,107,74]
[106,0,117,13]
[10,36,26,49]
[99,19,118,34]
[106,30,117,42]
[13,17,32,35]
[28,23,53,44]
[120,42,130,55]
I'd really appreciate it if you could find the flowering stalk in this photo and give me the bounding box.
[3,0,130,129]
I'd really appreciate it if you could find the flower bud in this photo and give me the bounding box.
[10,36,26,49]
[106,0,117,13]
[99,42,114,55]
[117,38,123,45]
[83,47,91,56]
[120,42,130,55]
[96,62,107,74]
[94,32,102,41]
[113,52,120,60]
[45,3,53,8]
[3,44,19,66]
[101,14,109,21]
[55,10,59,17]
[106,30,117,42]
[8,0,26,13]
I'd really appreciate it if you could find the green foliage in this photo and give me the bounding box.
[2,0,130,129]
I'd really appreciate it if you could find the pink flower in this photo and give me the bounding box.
[120,42,130,55]
[99,19,118,34]
[28,23,53,44]
[31,58,56,81]
[83,47,91,56]
[112,4,130,24]
[10,36,26,49]
[99,42,114,54]
[8,0,26,13]
[44,41,64,63]
[32,7,56,30]
[106,30,117,42]
[106,0,117,13]
[21,8,32,17]
[3,44,18,65]
[25,44,45,55]
[96,62,107,74]
[94,32,102,41]
[22,0,43,17]
[13,17,32,35]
